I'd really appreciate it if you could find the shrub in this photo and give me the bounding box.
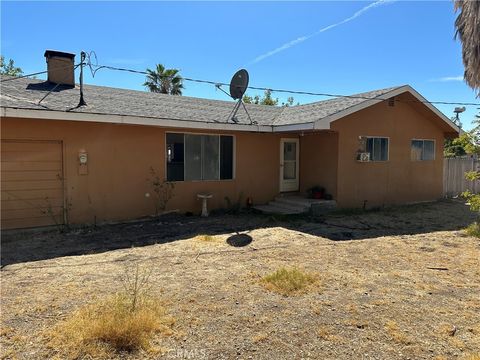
[47,293,174,358]
[147,167,175,216]
[461,171,480,237]
[224,191,244,214]
[47,263,174,358]
[465,222,480,238]
[261,267,318,296]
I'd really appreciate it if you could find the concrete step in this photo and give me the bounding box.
[253,204,305,215]
[274,196,312,210]
[276,196,337,207]
[268,200,309,213]
[310,200,337,215]
[254,195,337,215]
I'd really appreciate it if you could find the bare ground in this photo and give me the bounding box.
[1,200,479,359]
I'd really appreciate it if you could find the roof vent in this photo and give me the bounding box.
[44,50,75,87]
[388,97,395,107]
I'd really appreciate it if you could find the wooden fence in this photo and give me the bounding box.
[444,157,480,197]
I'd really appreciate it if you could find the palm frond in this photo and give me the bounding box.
[143,64,183,95]
[454,0,480,96]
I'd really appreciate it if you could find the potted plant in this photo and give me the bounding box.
[308,186,325,199]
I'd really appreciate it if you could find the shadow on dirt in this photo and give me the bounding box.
[1,199,475,267]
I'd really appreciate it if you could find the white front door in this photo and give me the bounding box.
[280,138,299,192]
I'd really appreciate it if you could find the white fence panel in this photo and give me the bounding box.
[444,157,480,197]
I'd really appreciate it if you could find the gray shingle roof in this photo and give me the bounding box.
[0,75,403,127]
[273,87,401,126]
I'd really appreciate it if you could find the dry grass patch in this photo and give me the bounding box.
[193,234,221,243]
[317,325,343,343]
[384,320,412,345]
[252,333,269,343]
[462,354,480,360]
[2,201,478,359]
[46,293,174,359]
[261,267,318,296]
[437,323,457,337]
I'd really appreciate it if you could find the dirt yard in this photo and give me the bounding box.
[1,200,479,359]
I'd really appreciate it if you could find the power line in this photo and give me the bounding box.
[0,63,82,82]
[2,62,479,107]
[90,64,480,107]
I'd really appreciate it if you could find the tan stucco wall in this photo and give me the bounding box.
[331,95,446,208]
[1,117,296,225]
[299,132,338,198]
[1,95,451,227]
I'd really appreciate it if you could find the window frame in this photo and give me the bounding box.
[411,138,436,161]
[165,131,236,182]
[362,135,390,162]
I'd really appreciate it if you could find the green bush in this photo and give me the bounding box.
[465,222,480,238]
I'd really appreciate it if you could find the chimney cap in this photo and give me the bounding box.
[44,50,76,60]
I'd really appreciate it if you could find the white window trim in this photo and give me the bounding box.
[361,135,390,162]
[165,131,236,182]
[411,138,436,161]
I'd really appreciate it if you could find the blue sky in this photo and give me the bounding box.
[2,1,478,129]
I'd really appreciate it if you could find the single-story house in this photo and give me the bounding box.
[1,51,459,229]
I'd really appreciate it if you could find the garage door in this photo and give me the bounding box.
[1,140,64,230]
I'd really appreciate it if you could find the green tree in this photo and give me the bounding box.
[444,132,480,157]
[259,89,278,106]
[460,109,480,236]
[282,97,295,107]
[143,64,184,95]
[242,94,255,104]
[0,56,23,76]
[243,90,298,107]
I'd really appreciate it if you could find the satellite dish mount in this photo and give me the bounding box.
[220,69,255,125]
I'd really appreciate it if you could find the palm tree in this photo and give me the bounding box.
[143,64,184,95]
[454,1,480,96]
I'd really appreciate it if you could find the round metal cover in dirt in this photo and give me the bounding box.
[226,233,252,247]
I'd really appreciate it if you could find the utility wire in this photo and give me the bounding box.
[0,63,82,83]
[2,62,479,107]
[78,63,480,107]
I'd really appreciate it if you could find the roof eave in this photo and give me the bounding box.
[0,107,274,133]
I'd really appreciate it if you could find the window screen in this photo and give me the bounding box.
[185,134,202,180]
[166,133,234,181]
[202,135,219,180]
[366,137,389,161]
[411,139,435,161]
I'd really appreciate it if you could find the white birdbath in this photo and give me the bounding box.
[197,193,213,217]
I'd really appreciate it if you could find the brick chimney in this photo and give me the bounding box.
[44,50,76,87]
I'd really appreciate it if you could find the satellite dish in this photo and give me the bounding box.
[229,69,249,100]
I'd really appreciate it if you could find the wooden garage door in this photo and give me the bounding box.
[1,140,64,229]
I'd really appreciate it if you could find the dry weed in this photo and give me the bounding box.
[194,234,218,242]
[462,354,480,360]
[261,267,318,296]
[46,293,174,359]
[437,323,457,337]
[317,325,343,343]
[252,333,268,343]
[384,320,412,345]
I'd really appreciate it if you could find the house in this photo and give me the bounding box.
[0,51,459,229]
